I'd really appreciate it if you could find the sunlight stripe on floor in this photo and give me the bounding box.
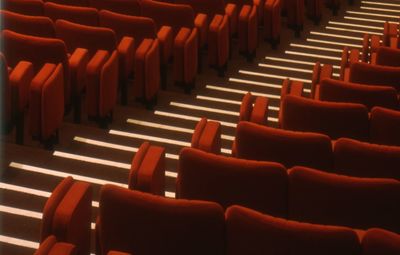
[196,95,242,105]
[310,31,363,41]
[285,51,342,61]
[325,26,382,35]
[110,129,232,155]
[306,38,362,49]
[54,151,131,169]
[0,182,99,207]
[328,21,383,30]
[239,70,312,83]
[206,85,281,99]
[73,136,179,160]
[362,1,400,7]
[346,10,398,19]
[290,43,343,53]
[361,6,400,13]
[170,102,240,116]
[0,204,42,219]
[154,110,237,128]
[344,15,386,23]
[127,117,235,141]
[264,56,341,69]
[9,162,127,187]
[258,63,313,73]
[109,129,190,147]
[0,235,39,249]
[229,77,282,89]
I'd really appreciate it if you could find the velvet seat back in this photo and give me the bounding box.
[3,0,44,16]
[89,0,141,16]
[44,2,99,26]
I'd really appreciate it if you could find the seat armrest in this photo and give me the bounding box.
[340,47,349,80]
[9,61,34,111]
[117,36,135,80]
[225,3,238,35]
[250,96,269,126]
[195,13,208,48]
[157,26,173,64]
[69,48,90,95]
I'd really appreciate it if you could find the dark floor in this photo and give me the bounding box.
[1,1,399,253]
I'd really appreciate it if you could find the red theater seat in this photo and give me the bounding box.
[383,21,399,47]
[2,31,68,146]
[44,0,89,7]
[362,228,400,255]
[348,62,400,94]
[55,20,120,125]
[288,166,400,233]
[54,15,134,105]
[264,0,281,46]
[226,205,361,255]
[234,121,333,170]
[311,62,333,99]
[281,95,370,141]
[177,147,288,217]
[97,185,225,255]
[0,10,56,37]
[2,29,89,123]
[140,0,198,93]
[285,0,304,36]
[239,92,269,126]
[41,177,92,255]
[317,78,399,111]
[44,2,99,26]
[128,142,165,195]
[372,46,400,67]
[333,138,400,181]
[89,0,141,16]
[191,118,221,154]
[370,107,400,146]
[0,52,34,144]
[3,0,44,16]
[340,46,360,81]
[34,236,77,255]
[99,10,162,106]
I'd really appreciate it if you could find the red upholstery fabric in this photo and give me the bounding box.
[235,121,333,170]
[318,78,399,111]
[311,62,333,98]
[286,0,304,30]
[1,30,74,106]
[238,4,258,54]
[362,228,400,255]
[44,2,99,26]
[264,0,281,43]
[333,138,400,180]
[340,47,360,81]
[97,185,225,255]
[349,62,400,93]
[140,0,198,85]
[29,63,64,140]
[55,19,116,57]
[226,205,361,255]
[44,0,89,7]
[0,10,56,37]
[134,38,160,101]
[191,118,221,154]
[239,92,269,125]
[3,0,44,16]
[128,142,165,195]
[89,0,141,16]
[281,95,370,141]
[370,107,400,146]
[288,166,400,233]
[383,21,399,47]
[0,54,13,129]
[178,147,288,217]
[34,236,77,255]
[41,177,92,255]
[375,46,400,67]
